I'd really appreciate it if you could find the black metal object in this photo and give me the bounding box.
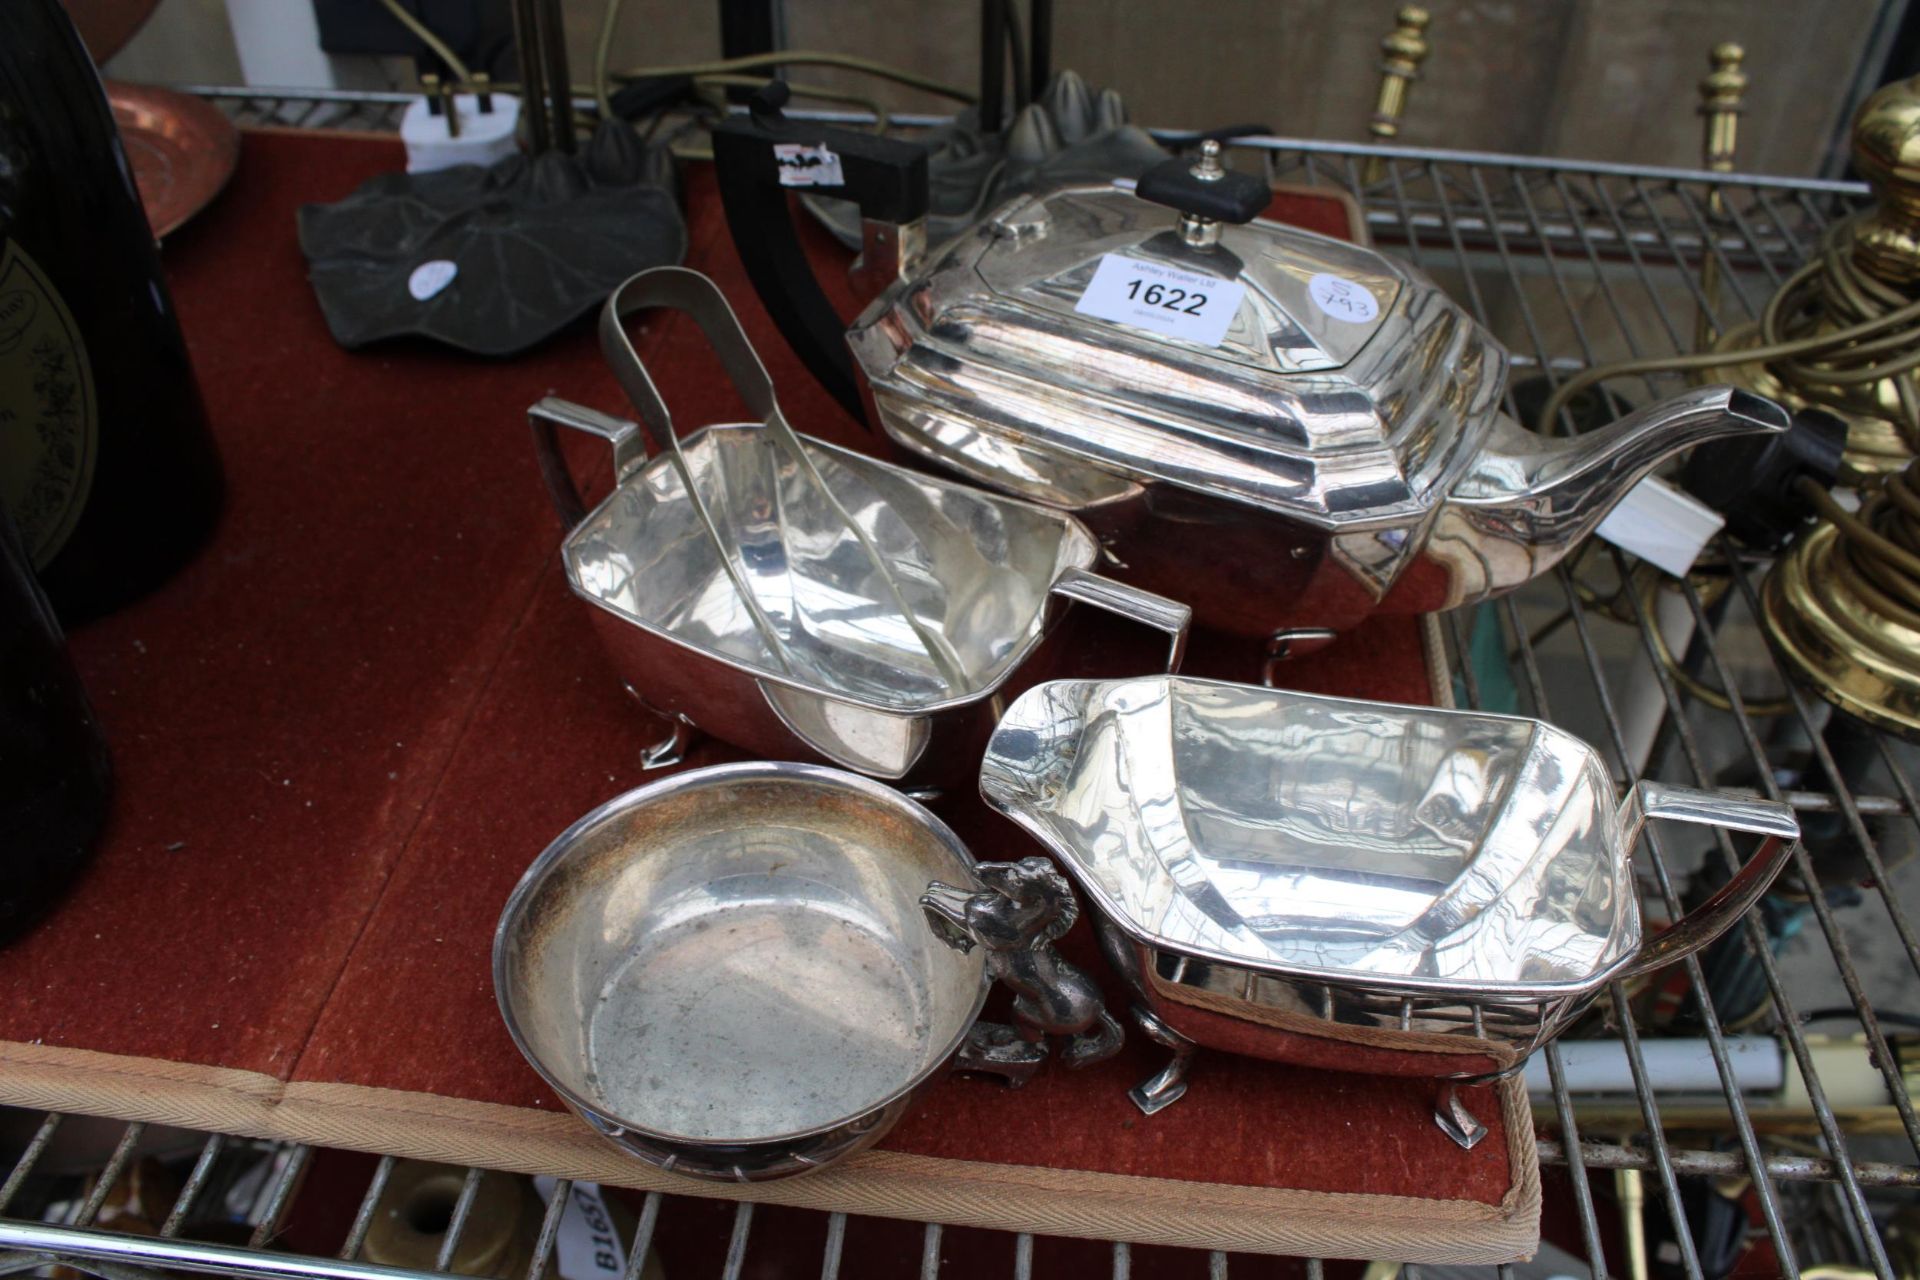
[1134,153,1270,225]
[1029,0,1052,103]
[718,0,782,103]
[710,84,930,424]
[979,0,1006,134]
[1682,406,1849,549]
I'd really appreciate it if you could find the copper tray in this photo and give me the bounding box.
[108,82,239,239]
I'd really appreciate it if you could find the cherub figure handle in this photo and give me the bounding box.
[919,856,1123,1086]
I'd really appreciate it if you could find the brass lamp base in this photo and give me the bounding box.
[1708,322,1913,476]
[1761,522,1920,740]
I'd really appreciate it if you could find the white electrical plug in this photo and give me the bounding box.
[1595,474,1725,578]
[401,92,521,173]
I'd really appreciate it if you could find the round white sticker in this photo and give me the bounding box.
[408,259,458,301]
[1308,272,1379,324]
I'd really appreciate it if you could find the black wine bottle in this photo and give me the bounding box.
[0,0,223,623]
[0,499,110,943]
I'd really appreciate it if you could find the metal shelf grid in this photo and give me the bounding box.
[4,95,1916,1278]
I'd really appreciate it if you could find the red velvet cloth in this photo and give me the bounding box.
[0,132,1505,1208]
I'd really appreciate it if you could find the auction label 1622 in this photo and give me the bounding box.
[1074,253,1246,347]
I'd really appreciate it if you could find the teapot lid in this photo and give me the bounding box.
[848,179,1511,526]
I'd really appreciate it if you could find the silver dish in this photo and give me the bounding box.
[493,762,1119,1182]
[846,148,1789,647]
[979,675,1800,1147]
[532,268,1187,786]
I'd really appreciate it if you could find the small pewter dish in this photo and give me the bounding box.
[494,762,1120,1183]
[532,268,1186,787]
[979,676,1800,1148]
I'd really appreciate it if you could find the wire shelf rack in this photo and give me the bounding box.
[5,91,1918,1279]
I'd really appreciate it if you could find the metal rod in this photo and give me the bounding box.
[72,1124,146,1230]
[161,1134,226,1237]
[1,1223,478,1280]
[721,1203,753,1280]
[978,0,1005,134]
[510,0,550,154]
[534,0,574,154]
[340,1157,395,1262]
[1029,0,1052,98]
[1540,1141,1920,1187]
[526,1179,571,1280]
[820,1212,846,1280]
[431,1167,484,1272]
[250,1145,313,1250]
[0,1113,61,1215]
[920,1223,942,1280]
[624,1193,661,1280]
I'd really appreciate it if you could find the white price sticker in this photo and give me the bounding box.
[1073,254,1245,347]
[774,143,844,187]
[1308,273,1379,324]
[534,1178,626,1280]
[407,259,457,301]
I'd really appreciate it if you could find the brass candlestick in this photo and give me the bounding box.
[1706,75,1920,475]
[1758,78,1920,739]
[1363,7,1430,185]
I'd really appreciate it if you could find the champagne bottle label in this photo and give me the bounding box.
[0,239,99,570]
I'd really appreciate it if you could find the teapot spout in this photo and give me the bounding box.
[1432,386,1788,604]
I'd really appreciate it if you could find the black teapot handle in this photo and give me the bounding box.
[710,83,931,428]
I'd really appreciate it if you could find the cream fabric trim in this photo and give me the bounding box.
[0,1040,1537,1265]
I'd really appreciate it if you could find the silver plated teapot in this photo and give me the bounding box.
[710,105,1789,650]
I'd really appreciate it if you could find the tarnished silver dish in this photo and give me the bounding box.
[845,143,1790,648]
[533,268,1187,785]
[493,762,1119,1182]
[979,675,1800,1147]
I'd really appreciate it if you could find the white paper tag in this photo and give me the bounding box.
[534,1177,626,1280]
[774,143,844,187]
[408,259,457,301]
[1074,253,1246,347]
[1307,273,1380,324]
[1595,474,1725,578]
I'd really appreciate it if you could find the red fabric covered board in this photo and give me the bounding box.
[0,131,1535,1265]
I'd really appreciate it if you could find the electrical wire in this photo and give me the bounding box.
[1796,461,1920,636]
[1636,568,1796,716]
[377,0,472,86]
[594,0,624,125]
[1535,213,1920,451]
[694,75,891,135]
[615,52,975,104]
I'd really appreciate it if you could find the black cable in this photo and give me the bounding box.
[1802,1006,1920,1029]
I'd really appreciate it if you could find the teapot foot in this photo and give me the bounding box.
[1433,1081,1488,1150]
[1261,629,1339,684]
[625,685,700,769]
[955,1022,1049,1087]
[1127,1003,1196,1114]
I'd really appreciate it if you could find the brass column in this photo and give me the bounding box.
[1363,7,1430,186]
[1694,43,1747,351]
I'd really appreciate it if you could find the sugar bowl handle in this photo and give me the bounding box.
[920,857,1124,1086]
[1049,567,1191,673]
[1608,781,1801,983]
[528,397,647,531]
